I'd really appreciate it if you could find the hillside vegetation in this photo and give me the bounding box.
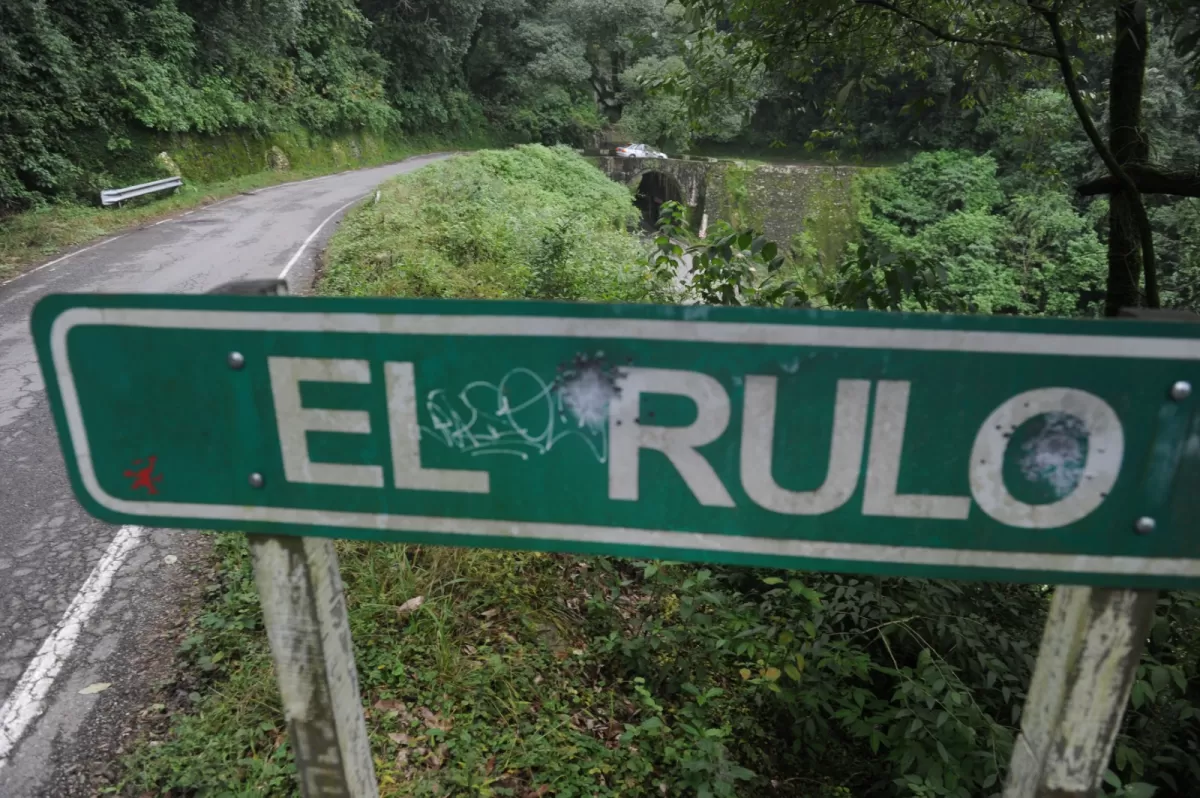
[4,1,1197,313]
[322,146,660,303]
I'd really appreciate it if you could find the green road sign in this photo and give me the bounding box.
[32,294,1200,587]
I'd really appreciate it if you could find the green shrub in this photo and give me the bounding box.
[322,145,664,303]
[854,150,1106,316]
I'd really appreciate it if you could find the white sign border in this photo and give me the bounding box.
[49,306,1200,580]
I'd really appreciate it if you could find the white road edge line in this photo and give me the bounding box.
[0,236,126,291]
[2,154,437,295]
[0,163,414,765]
[278,197,360,281]
[0,525,147,768]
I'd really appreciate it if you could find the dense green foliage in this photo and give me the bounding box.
[0,0,758,211]
[674,0,1200,316]
[854,151,1106,316]
[1,0,399,208]
[323,146,661,303]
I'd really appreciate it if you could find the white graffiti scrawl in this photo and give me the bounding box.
[422,355,623,463]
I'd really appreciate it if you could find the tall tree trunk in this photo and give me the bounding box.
[1104,0,1150,316]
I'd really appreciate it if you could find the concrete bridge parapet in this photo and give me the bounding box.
[592,155,857,246]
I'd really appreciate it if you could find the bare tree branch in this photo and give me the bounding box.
[1077,165,1200,197]
[1041,8,1158,308]
[855,0,1057,59]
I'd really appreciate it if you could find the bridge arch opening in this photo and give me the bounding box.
[635,171,685,230]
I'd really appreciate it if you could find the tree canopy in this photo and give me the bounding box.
[674,0,1200,315]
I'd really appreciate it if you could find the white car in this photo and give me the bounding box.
[615,143,668,159]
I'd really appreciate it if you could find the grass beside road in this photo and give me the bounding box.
[0,136,484,283]
[119,538,722,796]
[319,144,657,304]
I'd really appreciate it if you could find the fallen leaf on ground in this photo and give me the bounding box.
[419,707,452,732]
[388,732,410,745]
[396,595,425,617]
[480,608,500,618]
[79,682,111,695]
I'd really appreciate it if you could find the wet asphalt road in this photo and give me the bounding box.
[0,154,448,794]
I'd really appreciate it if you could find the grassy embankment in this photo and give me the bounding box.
[117,146,787,796]
[0,131,493,282]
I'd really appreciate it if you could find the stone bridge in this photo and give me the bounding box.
[593,155,858,246]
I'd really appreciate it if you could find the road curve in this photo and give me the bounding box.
[0,154,448,795]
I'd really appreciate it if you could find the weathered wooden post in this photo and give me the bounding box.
[248,536,378,798]
[210,279,378,798]
[1005,308,1196,797]
[1003,586,1156,797]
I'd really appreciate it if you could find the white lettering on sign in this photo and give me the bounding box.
[385,362,490,493]
[970,388,1123,529]
[267,358,1126,531]
[608,367,735,507]
[268,357,384,488]
[863,381,972,520]
[741,377,870,515]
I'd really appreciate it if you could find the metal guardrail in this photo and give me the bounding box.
[100,176,183,206]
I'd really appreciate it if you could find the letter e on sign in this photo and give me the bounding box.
[268,357,384,488]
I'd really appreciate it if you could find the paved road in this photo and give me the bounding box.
[0,154,447,794]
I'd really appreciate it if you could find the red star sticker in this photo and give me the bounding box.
[124,456,163,495]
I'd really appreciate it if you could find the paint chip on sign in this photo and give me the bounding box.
[1020,412,1087,498]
